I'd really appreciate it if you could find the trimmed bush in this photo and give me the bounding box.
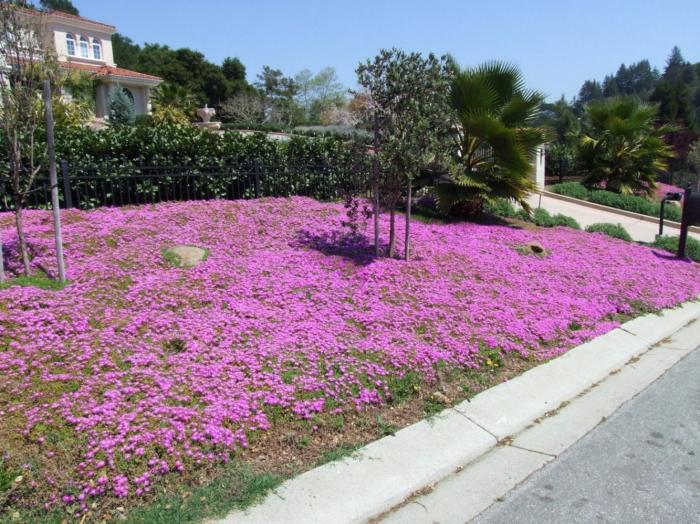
[549,181,590,200]
[585,223,633,242]
[518,207,580,229]
[551,213,581,230]
[531,207,554,227]
[549,182,682,222]
[651,235,700,262]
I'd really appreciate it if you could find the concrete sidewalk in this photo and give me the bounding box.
[474,345,700,524]
[526,193,700,243]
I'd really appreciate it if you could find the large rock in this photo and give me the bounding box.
[163,245,209,268]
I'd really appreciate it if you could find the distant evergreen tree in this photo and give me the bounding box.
[650,47,697,129]
[108,87,135,125]
[602,75,620,97]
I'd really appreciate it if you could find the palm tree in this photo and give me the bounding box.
[578,98,674,196]
[433,61,546,215]
[150,83,196,124]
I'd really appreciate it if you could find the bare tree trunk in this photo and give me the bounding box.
[0,224,5,282]
[372,114,380,257]
[388,206,396,258]
[373,176,380,256]
[13,200,30,276]
[43,80,66,283]
[404,177,412,261]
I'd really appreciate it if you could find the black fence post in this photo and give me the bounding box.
[254,159,261,199]
[677,185,692,258]
[60,160,73,209]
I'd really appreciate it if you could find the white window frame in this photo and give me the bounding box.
[79,36,89,58]
[92,38,102,60]
[66,33,76,56]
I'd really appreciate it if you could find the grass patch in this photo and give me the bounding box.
[123,463,281,524]
[0,273,67,291]
[315,444,361,467]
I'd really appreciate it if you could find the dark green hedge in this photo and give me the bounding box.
[549,182,682,222]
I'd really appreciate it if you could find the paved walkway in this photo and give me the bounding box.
[475,346,700,524]
[527,193,700,243]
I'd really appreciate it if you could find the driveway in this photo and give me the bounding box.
[526,193,700,243]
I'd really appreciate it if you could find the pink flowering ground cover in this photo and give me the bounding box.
[1,196,699,517]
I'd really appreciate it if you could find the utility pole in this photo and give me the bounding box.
[43,79,66,283]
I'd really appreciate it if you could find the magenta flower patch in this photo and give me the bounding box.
[1,197,698,511]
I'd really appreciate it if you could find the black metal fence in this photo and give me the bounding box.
[0,159,369,211]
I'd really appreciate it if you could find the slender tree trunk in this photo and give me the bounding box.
[373,175,380,256]
[404,177,412,261]
[0,224,5,283]
[388,206,396,258]
[13,200,30,276]
[44,80,66,283]
[372,114,380,257]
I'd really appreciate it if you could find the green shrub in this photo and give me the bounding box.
[483,198,517,218]
[549,182,590,200]
[108,88,135,126]
[651,235,700,262]
[518,207,580,229]
[134,114,153,127]
[551,213,581,229]
[550,182,682,221]
[585,223,633,242]
[531,207,554,227]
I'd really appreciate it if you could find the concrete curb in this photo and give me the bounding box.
[540,190,700,235]
[216,298,700,524]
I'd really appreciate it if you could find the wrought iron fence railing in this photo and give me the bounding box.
[0,159,369,211]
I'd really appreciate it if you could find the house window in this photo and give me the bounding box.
[79,36,89,58]
[92,39,102,60]
[66,33,76,56]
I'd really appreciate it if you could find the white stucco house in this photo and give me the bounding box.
[19,7,162,119]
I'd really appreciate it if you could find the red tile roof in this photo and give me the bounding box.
[16,6,116,31]
[60,62,162,82]
[45,9,116,30]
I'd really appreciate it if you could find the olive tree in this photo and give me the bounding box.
[356,48,451,260]
[0,2,58,276]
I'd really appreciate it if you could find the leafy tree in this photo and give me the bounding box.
[108,87,135,126]
[0,2,58,276]
[110,36,253,107]
[294,67,346,123]
[255,66,301,126]
[111,33,141,71]
[222,57,246,82]
[577,97,674,196]
[39,0,78,14]
[434,61,547,215]
[357,48,451,259]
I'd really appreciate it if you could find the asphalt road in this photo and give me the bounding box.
[475,347,700,524]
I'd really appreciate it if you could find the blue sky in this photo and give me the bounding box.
[73,0,698,101]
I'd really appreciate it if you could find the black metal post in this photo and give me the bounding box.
[677,186,692,258]
[659,199,666,237]
[60,159,73,209]
[254,159,261,198]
